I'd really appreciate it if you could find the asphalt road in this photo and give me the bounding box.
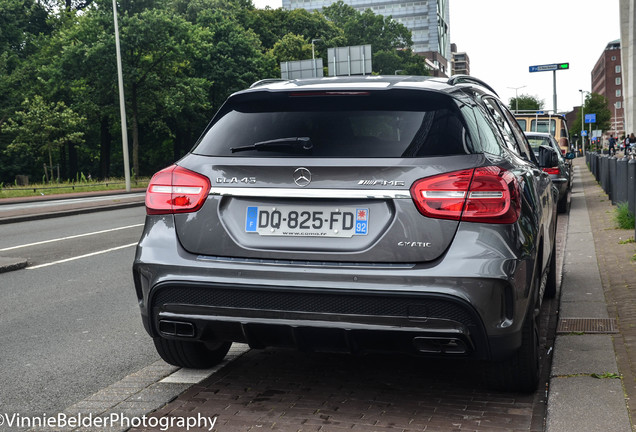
[0,200,566,431]
[0,207,159,418]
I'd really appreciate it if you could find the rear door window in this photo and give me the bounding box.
[193,91,475,158]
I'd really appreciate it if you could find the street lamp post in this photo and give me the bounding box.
[311,38,322,78]
[507,86,526,113]
[579,89,590,154]
[113,0,130,192]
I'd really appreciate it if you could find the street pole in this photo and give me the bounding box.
[113,0,131,192]
[507,85,526,113]
[579,90,586,154]
[553,70,557,113]
[311,38,322,78]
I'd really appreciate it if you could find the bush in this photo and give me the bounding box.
[615,202,635,230]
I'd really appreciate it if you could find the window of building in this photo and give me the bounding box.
[616,101,622,109]
[616,89,622,97]
[616,65,621,73]
[616,77,622,85]
[612,56,617,61]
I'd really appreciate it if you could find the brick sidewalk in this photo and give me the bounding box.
[580,158,636,424]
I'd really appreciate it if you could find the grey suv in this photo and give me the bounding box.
[133,75,558,392]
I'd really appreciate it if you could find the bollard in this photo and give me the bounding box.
[592,153,599,180]
[609,156,617,204]
[616,157,628,204]
[628,159,636,217]
[601,156,609,193]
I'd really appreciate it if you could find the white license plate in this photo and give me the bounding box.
[245,206,369,237]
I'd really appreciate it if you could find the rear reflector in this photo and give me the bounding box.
[145,165,211,215]
[410,166,521,224]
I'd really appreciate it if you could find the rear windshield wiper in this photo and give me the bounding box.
[230,137,313,153]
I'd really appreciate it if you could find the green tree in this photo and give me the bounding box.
[322,2,411,50]
[272,33,311,62]
[508,94,544,113]
[569,93,612,140]
[4,95,86,182]
[321,1,424,76]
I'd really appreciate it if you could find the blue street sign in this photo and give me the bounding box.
[585,113,596,124]
[529,63,569,73]
[581,130,588,136]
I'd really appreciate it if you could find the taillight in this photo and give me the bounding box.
[410,166,521,224]
[145,165,211,215]
[542,167,560,175]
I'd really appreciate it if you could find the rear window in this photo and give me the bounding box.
[526,136,552,154]
[193,90,475,158]
[530,119,556,135]
[515,119,527,130]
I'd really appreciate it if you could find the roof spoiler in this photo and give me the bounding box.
[447,75,498,96]
[250,78,287,88]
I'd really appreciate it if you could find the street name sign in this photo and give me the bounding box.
[529,63,569,73]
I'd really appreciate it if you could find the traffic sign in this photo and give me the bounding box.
[585,113,596,124]
[581,130,588,136]
[529,62,569,73]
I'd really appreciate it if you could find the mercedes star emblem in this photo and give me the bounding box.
[293,167,311,187]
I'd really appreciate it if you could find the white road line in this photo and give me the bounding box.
[27,243,138,270]
[0,224,143,252]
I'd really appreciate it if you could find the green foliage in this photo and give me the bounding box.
[509,94,544,112]
[615,203,635,230]
[4,95,86,182]
[0,0,427,185]
[569,92,613,140]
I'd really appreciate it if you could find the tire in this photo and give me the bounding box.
[153,337,231,369]
[544,241,558,299]
[485,307,540,393]
[557,188,571,214]
[486,263,541,393]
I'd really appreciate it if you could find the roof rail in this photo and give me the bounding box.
[447,75,498,96]
[249,78,287,88]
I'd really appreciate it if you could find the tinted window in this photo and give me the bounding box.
[193,91,475,158]
[461,103,503,156]
[483,98,521,155]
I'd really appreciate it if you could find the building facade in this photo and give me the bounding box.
[591,40,624,136]
[282,0,452,76]
[620,0,635,135]
[451,43,470,76]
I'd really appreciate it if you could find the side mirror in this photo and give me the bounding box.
[565,152,576,160]
[538,145,558,168]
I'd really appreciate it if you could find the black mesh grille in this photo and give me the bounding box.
[151,285,477,327]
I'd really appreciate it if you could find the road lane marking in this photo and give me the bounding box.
[0,224,143,252]
[27,243,138,270]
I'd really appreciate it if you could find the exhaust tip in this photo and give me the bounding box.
[159,320,195,337]
[413,337,468,354]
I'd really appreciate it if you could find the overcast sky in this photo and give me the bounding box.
[252,0,622,114]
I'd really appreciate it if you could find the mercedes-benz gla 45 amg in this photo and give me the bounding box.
[133,75,558,392]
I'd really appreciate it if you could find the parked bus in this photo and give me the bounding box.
[514,111,570,155]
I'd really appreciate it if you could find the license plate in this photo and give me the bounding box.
[245,206,369,237]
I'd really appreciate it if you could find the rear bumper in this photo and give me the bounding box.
[133,215,537,362]
[149,281,497,358]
